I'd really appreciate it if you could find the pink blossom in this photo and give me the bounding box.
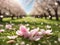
[16,25,53,41]
[20,25,27,32]
[40,29,52,35]
[29,28,39,37]
[29,28,41,41]
[32,36,41,41]
[40,29,46,35]
[38,32,43,35]
[45,30,52,35]
[29,33,41,41]
[16,30,23,36]
[5,24,12,29]
[0,29,4,33]
[16,25,30,38]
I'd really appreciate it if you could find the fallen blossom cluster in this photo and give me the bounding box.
[5,24,12,30]
[0,24,13,33]
[16,25,53,41]
[0,29,5,33]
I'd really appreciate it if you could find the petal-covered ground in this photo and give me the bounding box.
[0,17,60,45]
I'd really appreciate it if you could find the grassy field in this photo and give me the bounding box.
[2,17,60,31]
[0,17,60,45]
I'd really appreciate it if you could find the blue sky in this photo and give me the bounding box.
[19,0,34,13]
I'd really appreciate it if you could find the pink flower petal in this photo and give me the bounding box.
[45,30,52,35]
[16,30,23,36]
[20,25,27,32]
[0,29,4,33]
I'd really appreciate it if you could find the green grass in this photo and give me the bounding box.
[2,17,60,24]
[2,17,60,31]
[0,17,60,45]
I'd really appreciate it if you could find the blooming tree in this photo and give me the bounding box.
[0,0,26,20]
[30,0,60,20]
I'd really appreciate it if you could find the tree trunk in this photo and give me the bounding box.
[47,9,52,20]
[44,13,47,19]
[0,17,3,22]
[17,16,19,19]
[40,15,43,18]
[20,16,22,18]
[11,15,14,20]
[0,11,3,22]
[55,8,59,20]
